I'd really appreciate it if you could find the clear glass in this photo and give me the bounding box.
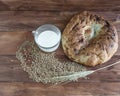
[32,24,61,52]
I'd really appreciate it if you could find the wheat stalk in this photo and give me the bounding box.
[49,60,120,84]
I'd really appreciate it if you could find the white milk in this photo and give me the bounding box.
[37,30,59,48]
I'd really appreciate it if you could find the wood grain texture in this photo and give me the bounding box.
[0,82,120,96]
[0,0,120,96]
[0,0,119,11]
[0,32,33,55]
[0,11,119,32]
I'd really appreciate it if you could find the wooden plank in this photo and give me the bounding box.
[0,0,120,11]
[0,11,119,32]
[0,82,119,96]
[0,55,120,83]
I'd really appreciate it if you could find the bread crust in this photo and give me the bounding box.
[62,11,118,66]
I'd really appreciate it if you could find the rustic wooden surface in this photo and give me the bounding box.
[0,0,120,96]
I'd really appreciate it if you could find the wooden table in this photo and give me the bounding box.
[0,0,120,96]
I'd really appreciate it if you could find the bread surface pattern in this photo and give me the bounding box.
[62,11,118,66]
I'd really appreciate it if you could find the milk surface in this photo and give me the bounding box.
[37,30,59,48]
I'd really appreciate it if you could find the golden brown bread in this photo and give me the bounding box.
[62,11,118,66]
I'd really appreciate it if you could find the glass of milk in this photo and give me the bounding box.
[32,24,61,52]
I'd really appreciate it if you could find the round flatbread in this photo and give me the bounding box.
[62,11,118,66]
